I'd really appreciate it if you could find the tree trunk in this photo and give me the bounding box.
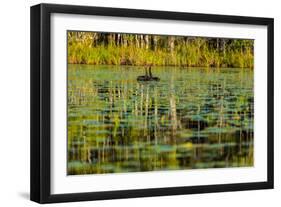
[152,36,158,51]
[140,35,144,48]
[135,35,140,48]
[144,35,149,49]
[168,36,175,53]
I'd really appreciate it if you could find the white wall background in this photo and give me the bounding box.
[0,0,279,206]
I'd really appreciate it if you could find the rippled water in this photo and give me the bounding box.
[67,64,254,175]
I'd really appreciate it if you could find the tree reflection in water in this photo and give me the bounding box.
[67,65,254,175]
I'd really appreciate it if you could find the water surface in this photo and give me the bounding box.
[67,64,254,175]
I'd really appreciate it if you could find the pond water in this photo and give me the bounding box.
[67,64,254,175]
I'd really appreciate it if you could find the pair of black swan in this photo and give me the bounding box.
[137,66,160,81]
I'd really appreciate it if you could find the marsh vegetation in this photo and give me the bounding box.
[67,32,254,175]
[68,32,254,68]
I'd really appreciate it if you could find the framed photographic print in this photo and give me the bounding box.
[30,3,274,203]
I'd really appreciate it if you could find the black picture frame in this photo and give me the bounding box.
[30,3,274,204]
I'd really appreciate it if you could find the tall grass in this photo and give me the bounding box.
[68,38,254,68]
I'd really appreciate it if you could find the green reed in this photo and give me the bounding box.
[68,36,253,68]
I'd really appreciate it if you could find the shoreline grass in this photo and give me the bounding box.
[68,33,254,68]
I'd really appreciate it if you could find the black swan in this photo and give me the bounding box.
[137,66,160,81]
